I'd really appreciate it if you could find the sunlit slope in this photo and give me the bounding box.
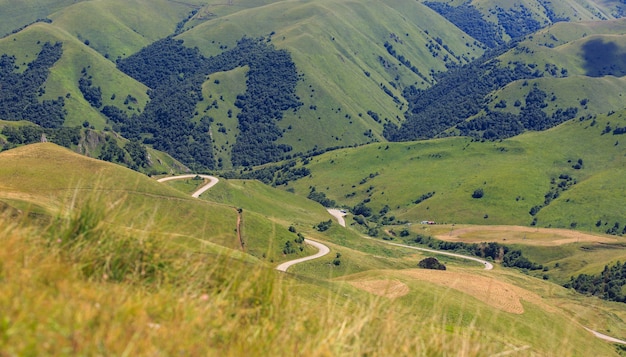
[282,110,626,232]
[0,23,149,129]
[336,267,620,356]
[32,0,205,60]
[179,0,485,152]
[0,0,86,35]
[0,143,239,250]
[195,67,247,170]
[486,19,626,117]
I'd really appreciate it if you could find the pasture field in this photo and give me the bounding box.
[2,143,626,355]
[282,110,626,233]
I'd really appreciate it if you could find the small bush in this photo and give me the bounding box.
[472,188,484,199]
[418,257,446,270]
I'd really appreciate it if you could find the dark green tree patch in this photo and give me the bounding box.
[472,188,484,199]
[124,140,149,169]
[1,125,79,149]
[424,2,503,48]
[78,72,102,108]
[117,36,301,169]
[307,187,336,208]
[565,261,626,303]
[315,220,332,232]
[0,42,66,128]
[496,5,542,39]
[418,257,446,270]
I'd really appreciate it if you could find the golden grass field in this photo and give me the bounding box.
[345,268,555,315]
[347,279,410,299]
[427,224,617,246]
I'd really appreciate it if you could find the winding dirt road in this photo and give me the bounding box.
[361,235,493,270]
[275,239,331,272]
[327,209,347,227]
[157,174,219,198]
[155,176,626,345]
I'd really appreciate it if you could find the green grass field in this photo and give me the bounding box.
[280,109,626,233]
[2,142,626,354]
[3,1,626,354]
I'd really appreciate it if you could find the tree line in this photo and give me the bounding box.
[402,233,543,271]
[565,260,626,303]
[456,87,578,140]
[1,125,80,149]
[424,2,504,48]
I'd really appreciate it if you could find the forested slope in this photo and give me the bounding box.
[0,0,624,169]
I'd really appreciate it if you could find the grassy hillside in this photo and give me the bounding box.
[8,211,623,356]
[178,0,485,153]
[48,0,205,60]
[0,0,85,35]
[195,67,247,170]
[280,108,626,233]
[425,0,622,36]
[1,0,623,169]
[484,18,626,118]
[0,143,238,254]
[2,143,626,355]
[0,23,149,129]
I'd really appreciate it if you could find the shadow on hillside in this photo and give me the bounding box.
[581,38,626,77]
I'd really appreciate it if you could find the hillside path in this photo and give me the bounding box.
[275,239,330,272]
[327,209,347,227]
[585,327,626,345]
[157,174,219,198]
[155,176,626,345]
[361,236,493,270]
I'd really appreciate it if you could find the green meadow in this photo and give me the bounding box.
[281,110,626,233]
[2,142,626,354]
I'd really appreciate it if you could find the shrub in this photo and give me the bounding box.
[418,257,446,270]
[472,188,484,199]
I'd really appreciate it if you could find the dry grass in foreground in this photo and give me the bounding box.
[0,200,494,356]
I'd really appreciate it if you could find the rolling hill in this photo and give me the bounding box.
[2,0,623,169]
[2,2,626,353]
[3,142,626,355]
[277,107,626,234]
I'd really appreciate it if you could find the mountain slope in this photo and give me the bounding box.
[278,108,626,233]
[0,0,624,169]
[177,0,484,159]
[0,22,149,129]
[384,17,626,142]
[0,143,239,250]
[1,142,625,356]
[423,0,623,44]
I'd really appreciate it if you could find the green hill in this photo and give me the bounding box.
[4,1,626,355]
[423,0,623,44]
[0,22,149,129]
[179,0,484,152]
[1,0,486,168]
[1,0,624,169]
[485,19,626,117]
[278,108,626,234]
[1,142,626,355]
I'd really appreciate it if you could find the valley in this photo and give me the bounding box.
[1,0,626,355]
